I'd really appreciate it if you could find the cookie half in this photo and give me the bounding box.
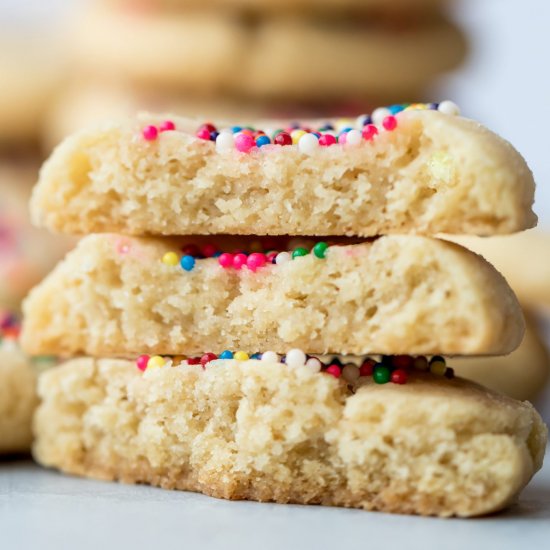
[31,109,536,237]
[33,357,547,517]
[21,234,524,357]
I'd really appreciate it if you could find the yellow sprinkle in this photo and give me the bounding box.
[234,351,249,361]
[162,252,179,266]
[405,103,428,111]
[430,360,447,376]
[290,130,306,144]
[335,118,353,132]
[147,355,166,369]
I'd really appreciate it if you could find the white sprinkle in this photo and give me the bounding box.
[342,364,360,383]
[438,100,460,116]
[298,133,319,155]
[286,348,307,367]
[372,107,391,126]
[355,114,370,128]
[275,251,291,265]
[215,132,235,153]
[261,351,280,363]
[305,357,322,373]
[346,129,362,146]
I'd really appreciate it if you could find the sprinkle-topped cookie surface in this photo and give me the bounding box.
[136,350,454,388]
[141,100,461,154]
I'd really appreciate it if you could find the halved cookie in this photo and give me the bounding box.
[31,109,536,236]
[33,357,547,517]
[21,234,524,357]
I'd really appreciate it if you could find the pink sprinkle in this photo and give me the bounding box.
[362,124,379,141]
[116,238,131,255]
[136,355,150,371]
[338,132,347,144]
[382,116,398,131]
[319,133,337,147]
[196,127,211,140]
[159,120,176,132]
[234,133,255,153]
[246,253,267,272]
[325,365,342,378]
[202,243,218,257]
[142,125,158,141]
[233,253,248,269]
[218,253,234,268]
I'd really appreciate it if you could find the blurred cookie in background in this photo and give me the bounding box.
[0,37,64,149]
[0,162,73,311]
[450,230,550,313]
[453,311,550,401]
[68,3,466,101]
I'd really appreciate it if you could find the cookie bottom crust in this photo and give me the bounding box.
[34,358,547,517]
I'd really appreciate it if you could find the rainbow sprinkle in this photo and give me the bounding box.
[141,101,461,153]
[136,350,454,386]
[161,240,330,273]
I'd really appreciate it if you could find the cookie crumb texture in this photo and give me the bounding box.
[22,235,524,356]
[0,348,38,453]
[34,359,547,517]
[31,111,535,237]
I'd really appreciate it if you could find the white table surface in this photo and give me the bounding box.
[1,455,549,550]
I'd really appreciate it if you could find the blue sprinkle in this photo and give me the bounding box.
[339,127,352,135]
[212,251,222,258]
[180,255,196,271]
[219,350,234,360]
[231,125,242,134]
[250,353,262,360]
[388,104,405,115]
[209,130,219,141]
[256,135,271,147]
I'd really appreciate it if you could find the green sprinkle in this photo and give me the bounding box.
[373,365,391,384]
[312,241,328,259]
[292,247,309,259]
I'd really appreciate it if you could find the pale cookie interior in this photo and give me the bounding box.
[34,358,547,517]
[21,235,524,357]
[31,111,536,237]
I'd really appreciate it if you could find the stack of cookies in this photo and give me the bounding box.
[23,102,547,517]
[45,0,466,144]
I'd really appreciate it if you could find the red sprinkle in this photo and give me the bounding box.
[142,125,158,141]
[181,244,201,257]
[391,369,408,384]
[202,244,218,258]
[200,352,218,366]
[325,364,342,378]
[359,359,375,376]
[246,253,267,272]
[266,251,278,263]
[362,125,378,141]
[187,357,201,365]
[218,252,234,268]
[274,132,292,146]
[382,116,398,131]
[233,253,248,270]
[196,127,211,140]
[159,120,175,132]
[136,354,150,371]
[319,133,337,147]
